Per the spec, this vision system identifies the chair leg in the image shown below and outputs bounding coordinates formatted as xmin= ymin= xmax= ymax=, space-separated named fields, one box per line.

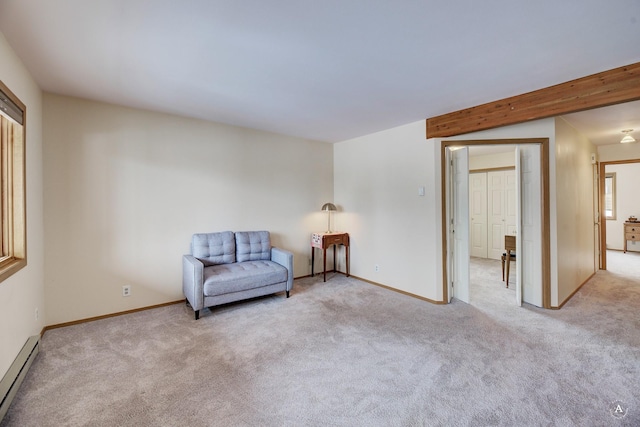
xmin=501 ymin=255 xmax=506 ymax=281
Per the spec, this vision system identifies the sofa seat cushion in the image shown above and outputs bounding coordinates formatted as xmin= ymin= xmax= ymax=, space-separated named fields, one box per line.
xmin=203 ymin=260 xmax=288 ymax=296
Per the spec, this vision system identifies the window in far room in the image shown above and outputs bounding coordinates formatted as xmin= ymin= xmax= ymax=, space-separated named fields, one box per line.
xmin=604 ymin=172 xmax=616 ymax=220
xmin=0 ymin=81 xmax=26 ymax=283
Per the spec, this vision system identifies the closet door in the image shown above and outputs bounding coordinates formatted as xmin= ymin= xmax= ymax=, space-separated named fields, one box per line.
xmin=487 ymin=171 xmax=506 ymax=260
xmin=469 ymin=173 xmax=487 ymax=258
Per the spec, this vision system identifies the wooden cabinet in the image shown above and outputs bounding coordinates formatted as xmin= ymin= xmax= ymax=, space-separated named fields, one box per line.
xmin=624 ymin=222 xmax=640 ymax=253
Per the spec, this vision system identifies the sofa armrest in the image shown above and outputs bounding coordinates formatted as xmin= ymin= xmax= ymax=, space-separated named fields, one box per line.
xmin=183 ymin=255 xmax=204 ymax=311
xmin=271 ymin=247 xmax=294 ymax=291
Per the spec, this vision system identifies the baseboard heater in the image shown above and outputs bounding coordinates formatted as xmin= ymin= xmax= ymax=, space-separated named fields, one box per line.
xmin=0 ymin=335 xmax=39 ymax=421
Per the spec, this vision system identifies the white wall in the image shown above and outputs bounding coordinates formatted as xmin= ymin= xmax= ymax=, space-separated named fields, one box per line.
xmin=43 ymin=94 xmax=333 ymax=325
xmin=469 ymin=150 xmax=515 ymax=170
xmin=554 ymin=118 xmax=597 ymax=305
xmin=605 ymin=163 xmax=640 ymax=252
xmin=334 ymin=119 xmax=558 ymax=304
xmin=597 ymin=142 xmax=640 ymax=162
xmin=0 ymin=33 xmax=45 ymax=380
xmin=334 ymin=121 xmax=441 ymax=301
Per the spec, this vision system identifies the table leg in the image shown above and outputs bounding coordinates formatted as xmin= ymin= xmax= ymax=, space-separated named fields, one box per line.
xmin=346 ymin=245 xmax=349 ymax=277
xmin=311 ymin=247 xmax=315 ymax=276
xmin=505 ymin=252 xmax=511 ymax=288
xmin=333 ymin=244 xmax=337 ymax=273
xmin=323 ymin=248 xmax=327 ymax=282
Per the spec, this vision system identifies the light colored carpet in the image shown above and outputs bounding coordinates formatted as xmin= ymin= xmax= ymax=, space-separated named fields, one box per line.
xmin=2 ymin=251 xmax=639 ymax=426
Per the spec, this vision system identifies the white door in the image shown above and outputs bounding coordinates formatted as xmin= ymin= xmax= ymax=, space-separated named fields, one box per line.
xmin=593 ymin=164 xmax=600 ymax=270
xmin=469 ymin=173 xmax=487 ymax=258
xmin=518 ymin=145 xmax=543 ymax=307
xmin=449 ymin=147 xmax=470 ymax=304
xmin=487 ymin=171 xmax=506 ymax=260
xmin=515 ymin=148 xmax=523 ymax=306
xmin=445 ymin=148 xmax=454 ymax=303
xmin=505 ymin=170 xmax=518 ymax=235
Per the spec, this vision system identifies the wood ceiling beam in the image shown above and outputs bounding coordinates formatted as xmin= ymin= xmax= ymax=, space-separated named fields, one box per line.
xmin=426 ymin=62 xmax=640 ymax=138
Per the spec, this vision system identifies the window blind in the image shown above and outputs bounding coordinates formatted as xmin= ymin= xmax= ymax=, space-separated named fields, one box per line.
xmin=0 ymin=89 xmax=23 ymax=125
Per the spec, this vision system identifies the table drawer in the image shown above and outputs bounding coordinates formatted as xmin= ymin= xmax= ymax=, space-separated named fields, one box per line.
xmin=325 ymin=234 xmax=348 ymax=246
xmin=625 ymin=225 xmax=639 ymax=233
xmin=626 ymin=232 xmax=640 ymax=241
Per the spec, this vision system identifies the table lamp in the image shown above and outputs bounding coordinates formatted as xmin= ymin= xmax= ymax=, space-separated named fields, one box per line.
xmin=321 ymin=203 xmax=337 ymax=233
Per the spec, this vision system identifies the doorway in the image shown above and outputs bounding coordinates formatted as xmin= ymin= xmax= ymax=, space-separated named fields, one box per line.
xmin=599 ymin=159 xmax=640 ymax=270
xmin=441 ymin=138 xmax=551 ymax=308
xmin=468 ymin=148 xmax=518 ymax=304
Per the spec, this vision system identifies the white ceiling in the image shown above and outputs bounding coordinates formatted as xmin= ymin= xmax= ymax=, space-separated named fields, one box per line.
xmin=0 ymin=0 xmax=639 ymax=143
xmin=562 ymin=100 xmax=640 ymax=146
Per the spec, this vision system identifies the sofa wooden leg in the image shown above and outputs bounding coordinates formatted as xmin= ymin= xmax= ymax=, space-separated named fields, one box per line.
xmin=286 ymin=290 xmax=290 ymax=298
xmin=195 ymin=310 xmax=200 ymax=320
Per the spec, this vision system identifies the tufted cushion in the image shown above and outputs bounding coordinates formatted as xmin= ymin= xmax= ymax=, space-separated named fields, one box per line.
xmin=203 ymin=260 xmax=287 ymax=295
xmin=235 ymin=231 xmax=271 ymax=262
xmin=191 ymin=231 xmax=236 ymax=265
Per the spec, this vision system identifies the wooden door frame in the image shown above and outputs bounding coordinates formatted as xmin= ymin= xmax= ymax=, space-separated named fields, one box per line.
xmin=599 ymin=159 xmax=640 ymax=269
xmin=441 ymin=139 xmax=551 ymax=308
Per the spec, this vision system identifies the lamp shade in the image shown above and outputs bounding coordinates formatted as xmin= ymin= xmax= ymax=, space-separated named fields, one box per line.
xmin=620 ymin=129 xmax=636 ymax=144
xmin=321 ymin=203 xmax=337 ymax=212
xmin=321 ymin=203 xmax=337 ymax=233
xmin=621 ymin=135 xmax=636 ymax=144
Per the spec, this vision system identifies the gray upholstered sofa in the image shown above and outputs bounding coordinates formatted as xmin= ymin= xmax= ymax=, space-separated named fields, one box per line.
xmin=182 ymin=231 xmax=293 ymax=319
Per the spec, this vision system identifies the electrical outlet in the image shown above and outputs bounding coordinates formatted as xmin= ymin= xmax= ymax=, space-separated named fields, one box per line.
xmin=35 ymin=308 xmax=39 ymax=321
xmin=375 ymin=264 xmax=380 ymax=272
xmin=122 ymin=285 xmax=131 ymax=297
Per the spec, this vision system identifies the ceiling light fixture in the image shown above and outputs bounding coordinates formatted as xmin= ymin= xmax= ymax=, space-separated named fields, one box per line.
xmin=620 ymin=129 xmax=636 ymax=144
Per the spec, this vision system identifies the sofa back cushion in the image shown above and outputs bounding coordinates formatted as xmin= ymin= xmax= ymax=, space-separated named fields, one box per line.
xmin=192 ymin=231 xmax=236 ymax=265
xmin=235 ymin=231 xmax=271 ymax=262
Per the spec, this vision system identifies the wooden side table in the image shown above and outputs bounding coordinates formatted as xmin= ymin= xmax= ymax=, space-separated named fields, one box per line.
xmin=311 ymin=232 xmax=350 ymax=282
xmin=624 ymin=222 xmax=639 ymax=253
